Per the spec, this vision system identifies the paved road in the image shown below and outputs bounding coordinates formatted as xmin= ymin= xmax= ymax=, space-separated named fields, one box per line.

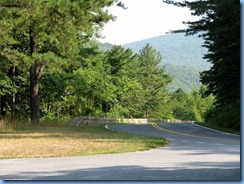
xmin=0 ymin=123 xmax=240 ymax=181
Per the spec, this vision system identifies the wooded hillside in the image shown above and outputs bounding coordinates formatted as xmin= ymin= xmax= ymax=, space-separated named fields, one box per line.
xmin=101 ymin=33 xmax=210 ymax=93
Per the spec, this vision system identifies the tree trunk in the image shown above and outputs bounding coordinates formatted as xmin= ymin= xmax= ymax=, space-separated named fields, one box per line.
xmin=146 ymin=106 xmax=148 ymax=118
xmin=29 ymin=64 xmax=40 ymax=125
xmin=29 ymin=25 xmax=46 ymax=124
xmin=29 ymin=63 xmax=46 ymax=125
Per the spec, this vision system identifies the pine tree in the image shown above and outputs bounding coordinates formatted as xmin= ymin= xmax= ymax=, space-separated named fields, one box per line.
xmin=138 ymin=44 xmax=172 ymax=118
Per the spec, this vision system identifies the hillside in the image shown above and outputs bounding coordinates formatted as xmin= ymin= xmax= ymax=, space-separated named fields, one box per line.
xmin=122 ymin=33 xmax=210 ymax=92
xmin=162 ymin=63 xmax=202 ymax=93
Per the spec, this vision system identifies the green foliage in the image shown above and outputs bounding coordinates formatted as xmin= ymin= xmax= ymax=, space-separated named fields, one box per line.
xmin=73 ymin=51 xmax=116 ymax=117
xmin=204 ymin=103 xmax=240 ymax=131
xmin=0 ymin=56 xmax=29 ymax=119
xmin=104 ymin=45 xmax=144 ymax=118
xmin=200 ymin=0 xmax=240 ymax=105
xmin=0 ymin=0 xmax=117 ymax=123
xmin=165 ymin=86 xmax=215 ymax=121
xmin=137 ymin=44 xmax=172 ymax=118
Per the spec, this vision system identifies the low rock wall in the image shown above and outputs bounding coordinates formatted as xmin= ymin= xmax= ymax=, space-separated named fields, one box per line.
xmin=70 ymin=116 xmax=193 ymax=126
xmin=70 ymin=116 xmax=118 ymax=126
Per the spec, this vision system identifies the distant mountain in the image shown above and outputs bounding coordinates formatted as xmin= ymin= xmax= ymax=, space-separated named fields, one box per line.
xmin=122 ymin=33 xmax=211 ymax=92
xmin=123 ymin=33 xmax=210 ymax=70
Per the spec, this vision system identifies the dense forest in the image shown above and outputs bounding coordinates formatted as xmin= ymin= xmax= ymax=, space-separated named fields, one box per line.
xmin=0 ymin=0 xmax=239 ymax=131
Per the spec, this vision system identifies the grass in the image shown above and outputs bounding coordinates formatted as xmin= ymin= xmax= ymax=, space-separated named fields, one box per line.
xmin=0 ymin=120 xmax=169 ymax=159
xmin=195 ymin=122 xmax=240 ymax=135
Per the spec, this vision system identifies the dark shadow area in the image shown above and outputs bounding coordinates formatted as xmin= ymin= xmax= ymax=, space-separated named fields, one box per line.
xmin=1 ymin=163 xmax=241 ymax=181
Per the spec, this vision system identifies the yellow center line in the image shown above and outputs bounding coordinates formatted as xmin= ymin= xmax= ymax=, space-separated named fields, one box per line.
xmin=151 ymin=123 xmax=239 ymax=143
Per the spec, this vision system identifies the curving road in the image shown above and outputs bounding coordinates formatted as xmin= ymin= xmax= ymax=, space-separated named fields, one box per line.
xmin=0 ymin=123 xmax=240 ymax=181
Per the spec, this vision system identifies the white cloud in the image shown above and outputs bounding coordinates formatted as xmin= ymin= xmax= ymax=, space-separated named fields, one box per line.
xmin=99 ymin=0 xmax=198 ymax=45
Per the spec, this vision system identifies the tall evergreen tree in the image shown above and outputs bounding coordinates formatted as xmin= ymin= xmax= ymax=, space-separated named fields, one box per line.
xmin=138 ymin=44 xmax=172 ymax=118
xmin=163 ymin=0 xmax=240 ymax=130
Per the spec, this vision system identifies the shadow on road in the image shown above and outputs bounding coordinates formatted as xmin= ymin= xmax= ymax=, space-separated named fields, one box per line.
xmin=2 ymin=162 xmax=240 ymax=181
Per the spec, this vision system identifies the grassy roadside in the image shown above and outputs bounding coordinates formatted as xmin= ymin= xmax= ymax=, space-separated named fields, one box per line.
xmin=195 ymin=122 xmax=240 ymax=135
xmin=0 ymin=121 xmax=169 ymax=159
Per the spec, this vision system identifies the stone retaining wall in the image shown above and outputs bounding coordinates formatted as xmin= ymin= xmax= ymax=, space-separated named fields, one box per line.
xmin=70 ymin=116 xmax=194 ymax=126
xmin=70 ymin=116 xmax=118 ymax=126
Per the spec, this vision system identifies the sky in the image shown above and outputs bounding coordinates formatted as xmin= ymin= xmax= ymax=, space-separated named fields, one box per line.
xmin=98 ymin=0 xmax=199 ymax=45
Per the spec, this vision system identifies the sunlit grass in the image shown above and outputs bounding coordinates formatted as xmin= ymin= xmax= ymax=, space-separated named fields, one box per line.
xmin=0 ymin=121 xmax=169 ymax=159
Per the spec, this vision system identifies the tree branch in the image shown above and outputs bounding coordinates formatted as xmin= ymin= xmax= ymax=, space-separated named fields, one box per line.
xmin=37 ymin=63 xmax=46 ymax=81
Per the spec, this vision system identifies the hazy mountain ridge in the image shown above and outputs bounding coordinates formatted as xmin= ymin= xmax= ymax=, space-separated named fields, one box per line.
xmin=122 ymin=33 xmax=210 ymax=92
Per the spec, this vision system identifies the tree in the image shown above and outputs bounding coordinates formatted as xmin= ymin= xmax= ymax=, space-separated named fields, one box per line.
xmin=0 ymin=0 xmax=116 ymax=124
xmin=73 ymin=46 xmax=116 ymax=117
xmin=104 ymin=46 xmax=143 ymax=118
xmin=168 ymin=86 xmax=214 ymax=121
xmin=137 ymin=44 xmax=172 ymax=118
xmin=0 ymin=54 xmax=29 ymax=119
xmin=163 ymin=0 xmax=240 ymax=130
xmin=169 ymin=88 xmax=193 ymax=120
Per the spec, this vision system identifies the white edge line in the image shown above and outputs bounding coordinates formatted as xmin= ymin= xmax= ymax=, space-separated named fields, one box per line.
xmin=191 ymin=122 xmax=240 ymax=137
xmin=105 ymin=125 xmax=112 ymax=130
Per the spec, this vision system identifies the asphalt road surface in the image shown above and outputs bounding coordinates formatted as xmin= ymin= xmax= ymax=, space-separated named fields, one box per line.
xmin=0 ymin=123 xmax=240 ymax=181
